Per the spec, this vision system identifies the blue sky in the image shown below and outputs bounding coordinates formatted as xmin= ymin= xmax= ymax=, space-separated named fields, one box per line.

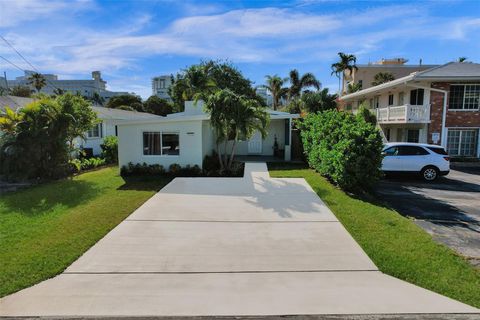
xmin=1 ymin=0 xmax=479 ymax=98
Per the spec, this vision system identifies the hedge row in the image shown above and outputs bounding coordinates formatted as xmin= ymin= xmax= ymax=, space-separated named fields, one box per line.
xmin=299 ymin=110 xmax=383 ymax=192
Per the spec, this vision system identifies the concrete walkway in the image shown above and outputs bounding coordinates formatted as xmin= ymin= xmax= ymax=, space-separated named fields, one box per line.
xmin=0 ymin=163 xmax=478 ymax=317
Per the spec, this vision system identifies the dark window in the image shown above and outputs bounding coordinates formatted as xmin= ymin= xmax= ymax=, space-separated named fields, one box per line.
xmin=388 ymin=94 xmax=394 ymax=106
xmin=398 ymin=146 xmax=429 ymax=156
xmin=143 ymin=132 xmax=161 ymax=155
xmin=162 ymin=133 xmax=180 ymax=155
xmin=409 ymin=89 xmax=424 ymax=105
xmin=427 ymin=147 xmax=448 ymax=155
xmin=385 ymin=128 xmax=391 ymax=141
xmin=407 ymin=129 xmax=420 ymax=143
xmin=383 ymin=146 xmax=399 ymax=156
xmin=115 ymin=125 xmax=118 ymax=136
xmin=449 ymin=84 xmax=480 ymax=110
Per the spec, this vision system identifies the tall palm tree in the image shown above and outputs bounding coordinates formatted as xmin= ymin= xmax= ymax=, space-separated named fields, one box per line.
xmin=260 ymin=75 xmax=288 ymax=110
xmin=371 ymin=72 xmax=395 ymax=86
xmin=205 ymin=89 xmax=269 ymax=170
xmin=27 ymin=72 xmax=47 ymax=93
xmin=331 ymin=52 xmax=358 ymax=94
xmin=288 ymin=69 xmax=321 ymax=100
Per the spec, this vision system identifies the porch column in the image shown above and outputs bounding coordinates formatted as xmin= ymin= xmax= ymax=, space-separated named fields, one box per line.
xmin=284 ymin=118 xmax=292 ymax=161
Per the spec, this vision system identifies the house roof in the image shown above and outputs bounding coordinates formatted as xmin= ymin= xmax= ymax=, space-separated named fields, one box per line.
xmin=92 ymin=106 xmax=162 ymax=120
xmin=340 ymin=62 xmax=480 ymax=101
xmin=0 ymin=95 xmax=34 ymax=112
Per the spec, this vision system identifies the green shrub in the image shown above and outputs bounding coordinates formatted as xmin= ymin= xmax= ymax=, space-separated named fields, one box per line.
xmin=299 ymin=110 xmax=383 ymax=192
xmin=202 ymin=150 xmax=221 ymax=172
xmin=69 ymin=157 xmax=106 ymax=173
xmin=168 ymin=163 xmax=182 ymax=176
xmin=100 ymin=136 xmax=118 ymax=164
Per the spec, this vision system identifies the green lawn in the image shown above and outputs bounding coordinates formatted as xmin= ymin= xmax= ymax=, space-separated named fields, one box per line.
xmin=0 ymin=167 xmax=171 ymax=297
xmin=268 ymin=162 xmax=480 ymax=308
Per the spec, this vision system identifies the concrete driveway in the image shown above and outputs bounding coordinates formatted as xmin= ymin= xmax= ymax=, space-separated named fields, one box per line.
xmin=376 ymin=167 xmax=480 ymax=267
xmin=1 ymin=163 xmax=478 ymax=317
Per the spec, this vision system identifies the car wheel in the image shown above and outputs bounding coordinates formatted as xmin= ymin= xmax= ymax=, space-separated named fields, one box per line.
xmin=421 ymin=166 xmax=439 ymax=181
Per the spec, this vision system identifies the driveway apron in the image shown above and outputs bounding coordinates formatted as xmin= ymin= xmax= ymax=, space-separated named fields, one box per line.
xmin=0 ymin=162 xmax=478 ymax=316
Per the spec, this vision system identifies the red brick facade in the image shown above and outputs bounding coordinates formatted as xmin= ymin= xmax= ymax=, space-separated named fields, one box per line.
xmin=427 ymin=82 xmax=480 ymax=144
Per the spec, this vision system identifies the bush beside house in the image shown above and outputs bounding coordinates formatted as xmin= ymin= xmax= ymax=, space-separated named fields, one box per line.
xmin=299 ymin=110 xmax=383 ymax=192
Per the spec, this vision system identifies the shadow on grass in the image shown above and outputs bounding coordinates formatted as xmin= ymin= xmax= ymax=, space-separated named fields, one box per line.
xmin=117 ymin=175 xmax=173 ymax=192
xmin=0 ymin=179 xmax=99 ymax=216
xmin=267 ymin=161 xmax=308 ymax=171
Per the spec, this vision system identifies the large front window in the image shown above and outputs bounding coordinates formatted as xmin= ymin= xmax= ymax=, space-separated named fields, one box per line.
xmin=449 ymin=84 xmax=480 ymax=110
xmin=409 ymin=89 xmax=424 ymax=105
xmin=447 ymin=129 xmax=478 ymax=157
xmin=143 ymin=132 xmax=179 ymax=156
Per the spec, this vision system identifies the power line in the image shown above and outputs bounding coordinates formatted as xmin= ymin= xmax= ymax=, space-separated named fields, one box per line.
xmin=0 ymin=34 xmax=62 ymax=91
xmin=0 ymin=54 xmax=26 ymax=73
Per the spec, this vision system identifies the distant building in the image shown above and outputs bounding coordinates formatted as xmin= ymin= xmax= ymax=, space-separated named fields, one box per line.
xmin=256 ymin=87 xmax=273 ymax=107
xmin=0 ymin=75 xmax=7 ymax=92
xmin=343 ymin=58 xmax=438 ymax=93
xmin=7 ymin=71 xmax=129 ymax=100
xmin=152 ymin=75 xmax=173 ymax=100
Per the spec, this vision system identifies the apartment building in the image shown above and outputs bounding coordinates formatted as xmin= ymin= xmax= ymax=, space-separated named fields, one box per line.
xmin=339 ymin=62 xmax=480 ymax=159
xmin=152 ymin=75 xmax=173 ymax=100
xmin=7 ymin=71 xmax=128 ymax=100
xmin=343 ymin=58 xmax=437 ymax=92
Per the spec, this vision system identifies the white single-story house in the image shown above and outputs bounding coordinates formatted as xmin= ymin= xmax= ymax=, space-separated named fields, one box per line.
xmin=78 ymin=106 xmax=162 ymax=155
xmin=116 ymin=101 xmax=300 ymax=169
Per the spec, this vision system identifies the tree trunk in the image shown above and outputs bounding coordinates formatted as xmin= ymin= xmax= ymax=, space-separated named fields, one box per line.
xmin=223 ymin=139 xmax=228 ymax=170
xmin=227 ymin=134 xmax=238 ymax=170
xmin=216 ymin=141 xmax=224 ymax=170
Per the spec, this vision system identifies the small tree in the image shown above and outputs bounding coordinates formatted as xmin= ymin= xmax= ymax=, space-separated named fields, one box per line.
xmin=9 ymin=85 xmax=32 ymax=97
xmin=100 ymin=136 xmax=118 ymax=164
xmin=205 ymin=89 xmax=269 ymax=170
xmin=27 ymin=72 xmax=47 ymax=93
xmin=143 ymin=96 xmax=173 ymax=116
xmin=301 ymin=89 xmax=337 ymax=114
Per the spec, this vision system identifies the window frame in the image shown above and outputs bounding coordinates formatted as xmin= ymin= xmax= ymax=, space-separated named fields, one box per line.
xmin=448 ymin=84 xmax=480 ymax=111
xmin=86 ymin=123 xmax=102 ymax=139
xmin=446 ymin=128 xmax=479 ymax=157
xmin=388 ymin=94 xmax=394 ymax=106
xmin=409 ymin=89 xmax=424 ymax=106
xmin=142 ymin=131 xmax=180 ymax=157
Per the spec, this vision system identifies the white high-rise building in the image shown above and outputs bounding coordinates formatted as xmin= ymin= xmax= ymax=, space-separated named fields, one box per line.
xmin=256 ymin=87 xmax=273 ymax=107
xmin=152 ymin=75 xmax=172 ymax=100
xmin=7 ymin=71 xmax=130 ymax=100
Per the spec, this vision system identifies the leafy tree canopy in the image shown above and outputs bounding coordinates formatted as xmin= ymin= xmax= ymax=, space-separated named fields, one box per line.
xmin=106 ymin=94 xmax=143 ymax=112
xmin=143 ymin=96 xmax=173 ymax=116
xmin=9 ymin=85 xmax=32 ymax=97
xmin=371 ymin=72 xmax=395 ymax=86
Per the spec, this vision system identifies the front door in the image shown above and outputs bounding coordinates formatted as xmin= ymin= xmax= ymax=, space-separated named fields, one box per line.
xmin=248 ymin=131 xmax=262 ymax=154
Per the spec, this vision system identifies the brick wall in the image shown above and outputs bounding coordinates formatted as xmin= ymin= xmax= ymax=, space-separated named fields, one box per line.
xmin=427 ymin=82 xmax=480 ymax=144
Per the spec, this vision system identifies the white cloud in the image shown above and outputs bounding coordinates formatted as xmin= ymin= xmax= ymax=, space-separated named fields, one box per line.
xmin=1 ymin=1 xmax=480 ymax=97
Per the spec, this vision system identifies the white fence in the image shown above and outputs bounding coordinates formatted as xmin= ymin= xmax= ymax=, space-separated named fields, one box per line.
xmin=376 ymin=104 xmax=430 ymax=123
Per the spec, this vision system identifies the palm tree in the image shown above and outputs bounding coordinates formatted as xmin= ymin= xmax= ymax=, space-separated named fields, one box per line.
xmin=92 ymin=92 xmax=105 ymax=106
xmin=331 ymin=52 xmax=358 ymax=94
xmin=260 ymin=75 xmax=288 ymax=110
xmin=371 ymin=72 xmax=395 ymax=86
xmin=301 ymin=88 xmax=338 ymax=114
xmin=27 ymin=72 xmax=47 ymax=93
xmin=288 ymin=69 xmax=321 ymax=100
xmin=205 ymin=89 xmax=269 ymax=170
xmin=458 ymin=57 xmax=468 ymax=63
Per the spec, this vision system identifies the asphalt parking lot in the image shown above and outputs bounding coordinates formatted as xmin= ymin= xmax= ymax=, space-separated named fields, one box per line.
xmin=375 ymin=166 xmax=480 ymax=267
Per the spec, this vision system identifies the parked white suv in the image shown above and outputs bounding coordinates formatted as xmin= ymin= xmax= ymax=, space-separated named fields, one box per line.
xmin=382 ymin=143 xmax=450 ymax=181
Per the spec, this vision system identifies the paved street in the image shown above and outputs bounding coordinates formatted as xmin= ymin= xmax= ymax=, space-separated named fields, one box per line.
xmin=376 ymin=167 xmax=480 ymax=267
xmin=1 ymin=163 xmax=477 ymax=317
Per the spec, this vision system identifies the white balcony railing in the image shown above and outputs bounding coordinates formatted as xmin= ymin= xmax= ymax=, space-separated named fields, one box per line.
xmin=375 ymin=104 xmax=430 ymax=123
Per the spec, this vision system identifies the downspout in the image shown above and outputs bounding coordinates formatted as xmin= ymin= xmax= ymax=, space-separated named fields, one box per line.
xmin=405 ymin=84 xmax=448 ymax=147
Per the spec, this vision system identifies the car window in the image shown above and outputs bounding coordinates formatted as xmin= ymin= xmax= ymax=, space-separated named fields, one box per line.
xmin=398 ymin=146 xmax=429 ymax=156
xmin=383 ymin=146 xmax=399 ymax=156
xmin=427 ymin=147 xmax=448 ymax=155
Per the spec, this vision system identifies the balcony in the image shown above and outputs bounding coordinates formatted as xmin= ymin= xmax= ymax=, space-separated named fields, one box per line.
xmin=375 ymin=104 xmax=430 ymax=124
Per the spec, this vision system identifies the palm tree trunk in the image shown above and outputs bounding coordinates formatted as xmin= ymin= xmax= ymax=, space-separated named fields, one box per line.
xmin=227 ymin=134 xmax=238 ymax=170
xmin=216 ymin=141 xmax=224 ymax=170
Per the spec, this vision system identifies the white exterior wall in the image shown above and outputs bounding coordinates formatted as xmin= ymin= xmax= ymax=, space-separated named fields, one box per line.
xmin=118 ymin=120 xmax=204 ymax=169
xmin=79 ymin=119 xmax=117 ymax=155
xmin=202 ymin=120 xmax=215 ymax=159
xmin=219 ymin=119 xmax=286 ymax=156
